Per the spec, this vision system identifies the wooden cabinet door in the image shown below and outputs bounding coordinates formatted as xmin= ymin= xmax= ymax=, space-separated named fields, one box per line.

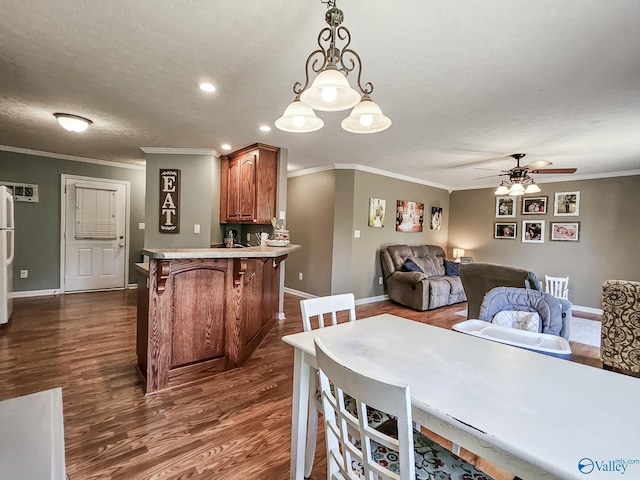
xmin=220 ymin=143 xmax=278 ymax=224
xmin=238 ymin=152 xmax=257 ymax=221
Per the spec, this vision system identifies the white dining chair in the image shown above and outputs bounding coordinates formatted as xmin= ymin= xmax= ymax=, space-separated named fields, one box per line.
xmin=314 ymin=338 xmax=494 ymax=479
xmin=545 ymin=275 xmax=569 ymax=300
xmin=300 ymin=293 xmax=363 ymax=477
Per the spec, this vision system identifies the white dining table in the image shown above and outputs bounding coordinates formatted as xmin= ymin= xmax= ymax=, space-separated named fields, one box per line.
xmin=0 ymin=387 xmax=66 ymax=480
xmin=283 ymin=314 xmax=640 ymax=480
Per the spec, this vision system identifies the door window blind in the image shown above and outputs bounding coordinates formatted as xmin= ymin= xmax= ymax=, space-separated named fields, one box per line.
xmin=75 ymin=186 xmax=117 ymax=239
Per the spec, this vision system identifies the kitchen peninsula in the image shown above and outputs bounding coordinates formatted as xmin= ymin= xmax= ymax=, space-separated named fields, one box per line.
xmin=136 ymin=244 xmax=300 ymax=394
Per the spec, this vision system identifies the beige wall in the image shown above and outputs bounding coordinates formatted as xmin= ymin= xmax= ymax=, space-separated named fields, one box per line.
xmin=144 ymin=153 xmax=215 ymax=248
xmin=448 ymin=175 xmax=640 ymax=309
xmin=286 ymin=168 xmax=451 ymax=299
xmin=285 ymin=170 xmax=337 ymax=296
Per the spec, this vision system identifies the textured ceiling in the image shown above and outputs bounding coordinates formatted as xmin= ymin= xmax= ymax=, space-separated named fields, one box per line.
xmin=1 ymin=0 xmax=640 ymax=190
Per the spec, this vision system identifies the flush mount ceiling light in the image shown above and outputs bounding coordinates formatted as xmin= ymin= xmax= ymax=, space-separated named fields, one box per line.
xmin=199 ymin=82 xmax=216 ymax=93
xmin=275 ymin=0 xmax=391 ymax=134
xmin=53 ymin=113 xmax=93 ymax=132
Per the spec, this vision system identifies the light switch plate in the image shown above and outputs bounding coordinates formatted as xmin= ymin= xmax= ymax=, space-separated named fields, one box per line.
xmin=194 ymin=224 xmax=200 ymax=234
xmin=138 ymin=223 xmax=145 ymax=230
xmin=354 ymin=230 xmax=361 ymax=238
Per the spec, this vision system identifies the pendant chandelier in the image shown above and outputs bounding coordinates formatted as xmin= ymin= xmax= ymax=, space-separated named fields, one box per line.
xmin=495 ymin=176 xmax=541 ymax=196
xmin=275 ymin=0 xmax=391 ymax=134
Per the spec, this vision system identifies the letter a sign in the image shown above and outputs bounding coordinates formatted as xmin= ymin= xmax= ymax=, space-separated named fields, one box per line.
xmin=159 ymin=169 xmax=180 ymax=233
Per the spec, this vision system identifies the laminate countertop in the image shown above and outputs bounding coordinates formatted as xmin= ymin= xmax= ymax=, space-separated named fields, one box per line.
xmin=142 ymin=244 xmax=301 ymax=260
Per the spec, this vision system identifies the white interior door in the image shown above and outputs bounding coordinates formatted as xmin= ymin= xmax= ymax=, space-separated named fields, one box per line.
xmin=63 ymin=176 xmax=128 ymax=292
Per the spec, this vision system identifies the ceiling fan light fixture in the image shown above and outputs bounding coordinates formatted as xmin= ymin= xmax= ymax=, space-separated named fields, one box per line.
xmin=54 ymin=113 xmax=92 ymax=132
xmin=525 ymin=183 xmax=541 ymax=194
xmin=276 ymin=0 xmax=389 ymax=134
xmin=495 ymin=183 xmax=510 ymax=195
xmin=508 ymin=183 xmax=525 ymax=196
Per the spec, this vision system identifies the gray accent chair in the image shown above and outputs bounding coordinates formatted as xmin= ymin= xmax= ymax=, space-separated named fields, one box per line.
xmin=380 ymin=244 xmax=466 ymax=311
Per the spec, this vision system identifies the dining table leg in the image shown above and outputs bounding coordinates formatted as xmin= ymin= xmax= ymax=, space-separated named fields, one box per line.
xmin=290 ymin=348 xmax=311 ymax=480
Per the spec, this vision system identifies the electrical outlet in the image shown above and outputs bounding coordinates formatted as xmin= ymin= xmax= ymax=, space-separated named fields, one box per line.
xmin=298 ymin=272 xmax=303 ymax=280
xmin=138 ymin=222 xmax=145 ymax=230
xmin=20 ymin=270 xmax=28 ymax=278
xmin=378 ymin=276 xmax=383 ymax=285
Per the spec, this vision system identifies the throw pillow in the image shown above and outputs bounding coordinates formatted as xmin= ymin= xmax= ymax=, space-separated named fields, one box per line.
xmin=443 ymin=259 xmax=459 ymax=276
xmin=401 ymin=258 xmax=423 ymax=273
xmin=492 ymin=310 xmax=541 ymax=332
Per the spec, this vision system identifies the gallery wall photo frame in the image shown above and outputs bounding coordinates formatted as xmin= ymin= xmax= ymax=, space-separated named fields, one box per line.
xmin=430 ymin=206 xmax=443 ymax=230
xmin=522 ymin=196 xmax=548 ymax=215
xmin=554 ymin=191 xmax=580 ymax=216
xmin=368 ymin=197 xmax=386 ymax=227
xmin=495 ymin=196 xmax=515 ymax=218
xmin=550 ymin=222 xmax=580 ymax=241
xmin=495 ymin=222 xmax=517 ymax=239
xmin=522 ymin=220 xmax=545 ymax=243
xmin=396 ymin=200 xmax=424 ymax=232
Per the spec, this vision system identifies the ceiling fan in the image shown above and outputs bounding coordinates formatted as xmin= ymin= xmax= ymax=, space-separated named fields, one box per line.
xmin=474 ymin=153 xmax=577 ymax=195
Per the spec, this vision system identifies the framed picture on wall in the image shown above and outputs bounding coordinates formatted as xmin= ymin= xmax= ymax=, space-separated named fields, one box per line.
xmin=522 ymin=220 xmax=545 ymax=243
xmin=368 ymin=197 xmax=386 ymax=227
xmin=430 ymin=207 xmax=443 ymax=230
xmin=554 ymin=191 xmax=580 ymax=216
xmin=522 ymin=196 xmax=548 ymax=215
xmin=550 ymin=222 xmax=580 ymax=241
xmin=495 ymin=222 xmax=517 ymax=239
xmin=495 ymin=196 xmax=515 ymax=218
xmin=396 ymin=200 xmax=424 ymax=232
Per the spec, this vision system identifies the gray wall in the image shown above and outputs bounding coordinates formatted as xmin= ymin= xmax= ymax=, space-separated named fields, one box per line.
xmin=286 ymin=168 xmax=451 ymax=300
xmin=448 ymin=175 xmax=640 ymax=309
xmin=144 ymin=153 xmax=214 ymax=249
xmin=0 ymin=150 xmax=145 ymax=291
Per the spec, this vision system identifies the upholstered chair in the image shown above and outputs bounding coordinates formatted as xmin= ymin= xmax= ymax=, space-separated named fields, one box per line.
xmin=601 ymin=280 xmax=640 ymax=375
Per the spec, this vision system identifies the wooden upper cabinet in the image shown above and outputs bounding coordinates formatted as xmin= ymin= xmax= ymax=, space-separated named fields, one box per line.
xmin=220 ymin=143 xmax=279 ymax=224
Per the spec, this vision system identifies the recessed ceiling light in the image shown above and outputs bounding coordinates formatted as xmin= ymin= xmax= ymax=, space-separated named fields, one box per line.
xmin=259 ymin=125 xmax=271 ymax=132
xmin=53 ymin=113 xmax=93 ymax=132
xmin=199 ymin=82 xmax=216 ymax=93
xmin=221 ymin=144 xmax=232 ymax=151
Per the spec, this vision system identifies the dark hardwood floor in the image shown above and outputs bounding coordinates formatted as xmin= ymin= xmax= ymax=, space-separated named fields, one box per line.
xmin=0 ymin=290 xmax=601 ymax=479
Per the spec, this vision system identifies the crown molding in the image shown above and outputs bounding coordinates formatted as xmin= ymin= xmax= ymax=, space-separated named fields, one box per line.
xmin=0 ymin=145 xmax=145 ymax=171
xmin=288 ymin=163 xmax=453 ymax=191
xmin=140 ymin=147 xmax=219 ymax=157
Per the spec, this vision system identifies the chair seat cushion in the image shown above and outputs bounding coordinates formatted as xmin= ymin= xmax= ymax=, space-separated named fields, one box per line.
xmin=353 ymin=420 xmax=493 ymax=479
xmin=492 ymin=310 xmax=541 ymax=332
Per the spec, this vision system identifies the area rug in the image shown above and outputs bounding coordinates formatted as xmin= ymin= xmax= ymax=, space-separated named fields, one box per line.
xmin=452 ymin=309 xmax=601 ymax=347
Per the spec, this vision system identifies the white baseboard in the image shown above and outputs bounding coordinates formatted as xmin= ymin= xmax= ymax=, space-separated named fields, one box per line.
xmin=355 ymin=294 xmax=389 ymax=305
xmin=283 ymin=287 xmax=316 ymax=299
xmin=571 ymin=305 xmax=603 ymax=315
xmin=12 ymin=289 xmax=62 ymax=298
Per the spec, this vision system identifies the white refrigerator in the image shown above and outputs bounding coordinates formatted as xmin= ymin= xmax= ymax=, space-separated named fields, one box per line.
xmin=0 ymin=186 xmax=15 ymax=325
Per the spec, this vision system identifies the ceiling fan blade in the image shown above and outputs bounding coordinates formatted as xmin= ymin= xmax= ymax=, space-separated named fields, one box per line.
xmin=473 ymin=167 xmax=505 ymax=171
xmin=472 ymin=173 xmax=508 ymax=180
xmin=524 ymin=160 xmax=552 ymax=170
xmin=531 ymin=168 xmax=577 ymax=174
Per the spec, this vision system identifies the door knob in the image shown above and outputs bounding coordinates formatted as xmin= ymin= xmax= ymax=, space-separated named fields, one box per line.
xmin=119 ymin=242 xmax=125 ymax=247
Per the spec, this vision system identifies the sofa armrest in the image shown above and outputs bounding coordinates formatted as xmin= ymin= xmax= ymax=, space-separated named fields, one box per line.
xmin=390 ymin=271 xmax=427 ymax=284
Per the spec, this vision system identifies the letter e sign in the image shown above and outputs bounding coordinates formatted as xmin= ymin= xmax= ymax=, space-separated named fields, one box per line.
xmin=159 ymin=169 xmax=180 ymax=233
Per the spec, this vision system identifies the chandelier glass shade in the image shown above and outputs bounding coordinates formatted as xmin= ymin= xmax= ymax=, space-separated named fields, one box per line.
xmin=275 ymin=0 xmax=391 ymax=134
xmin=273 ymin=96 xmax=324 ymax=133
